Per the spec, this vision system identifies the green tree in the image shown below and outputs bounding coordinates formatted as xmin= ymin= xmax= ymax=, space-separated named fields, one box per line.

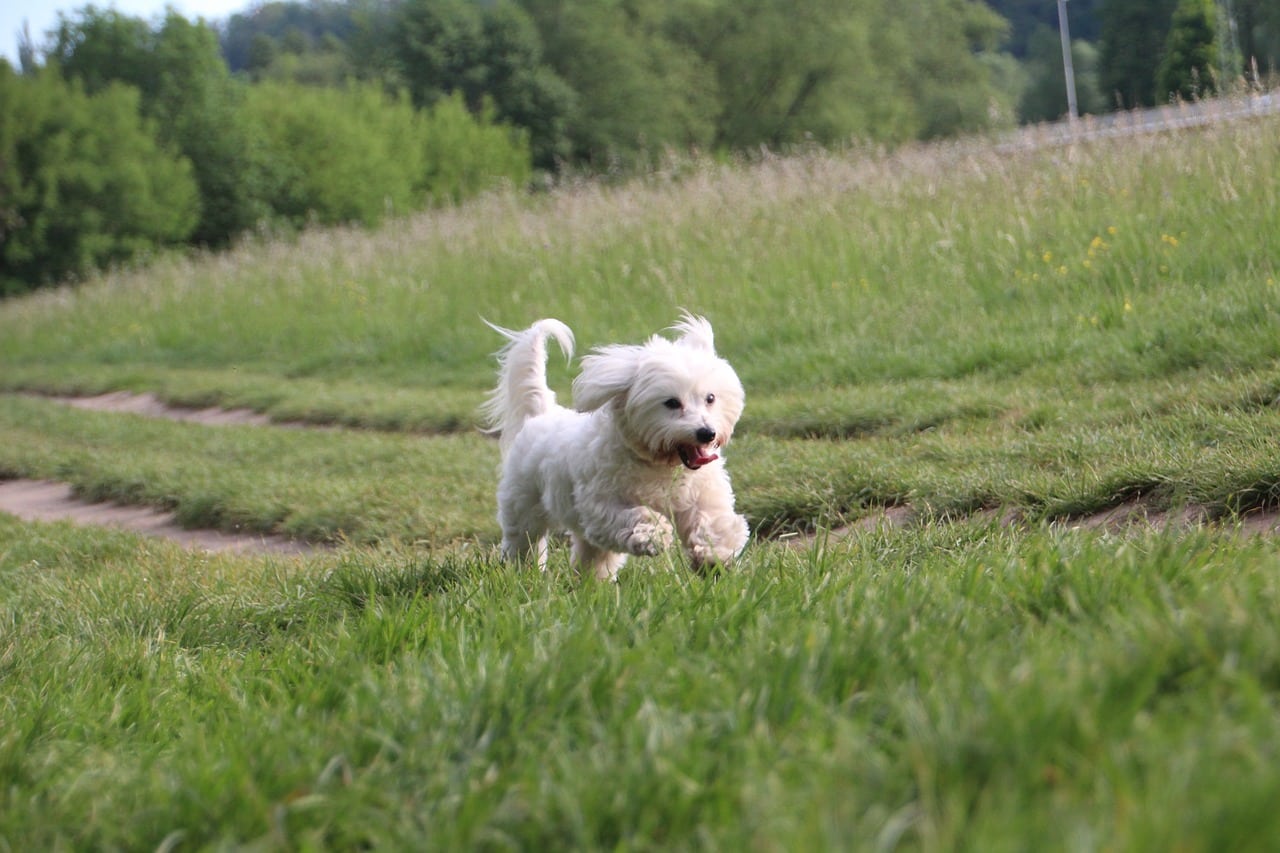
xmin=421 ymin=93 xmax=532 ymax=204
xmin=1235 ymin=0 xmax=1280 ymax=79
xmin=891 ymin=0 xmax=1012 ymax=139
xmin=0 ymin=66 xmax=198 ymax=293
xmin=675 ymin=0 xmax=1008 ymax=148
xmin=1156 ymin=0 xmax=1219 ymax=101
xmin=48 ymin=8 xmax=276 ymax=246
xmin=1099 ymin=0 xmax=1178 ymax=108
xmin=1019 ymin=24 xmax=1106 ymax=122
xmin=244 ymin=81 xmax=529 ymax=226
xmin=244 ymin=81 xmax=427 ymax=226
xmin=394 ymin=0 xmax=574 ymax=170
xmin=519 ymin=0 xmax=716 ymax=166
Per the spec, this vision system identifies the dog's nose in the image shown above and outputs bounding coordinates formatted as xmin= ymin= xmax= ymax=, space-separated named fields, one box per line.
xmin=695 ymin=426 xmax=716 ymax=444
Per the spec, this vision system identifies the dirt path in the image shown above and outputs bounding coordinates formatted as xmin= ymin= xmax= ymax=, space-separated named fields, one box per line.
xmin=0 ymin=479 xmax=314 ymax=555
xmin=4 ymin=393 xmax=315 ymax=555
xmin=8 ymin=392 xmax=1280 ymax=554
xmin=57 ymin=391 xmax=276 ymax=426
xmin=784 ymin=498 xmax=1280 ymax=549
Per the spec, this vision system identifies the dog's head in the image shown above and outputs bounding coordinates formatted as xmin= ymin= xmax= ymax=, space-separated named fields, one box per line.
xmin=573 ymin=314 xmax=744 ymax=470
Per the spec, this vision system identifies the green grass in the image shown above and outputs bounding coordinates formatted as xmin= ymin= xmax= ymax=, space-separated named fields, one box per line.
xmin=4 ymin=518 xmax=1280 ymax=848
xmin=3 ymin=109 xmax=1280 ymax=847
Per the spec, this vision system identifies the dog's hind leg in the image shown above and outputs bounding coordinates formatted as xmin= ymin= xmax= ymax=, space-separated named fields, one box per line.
xmin=571 ymin=535 xmax=627 ymax=581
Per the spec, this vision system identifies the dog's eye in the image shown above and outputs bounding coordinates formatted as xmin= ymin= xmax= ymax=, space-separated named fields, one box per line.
xmin=663 ymin=398 xmax=683 ymax=410
xmin=705 ymin=393 xmax=716 ymax=406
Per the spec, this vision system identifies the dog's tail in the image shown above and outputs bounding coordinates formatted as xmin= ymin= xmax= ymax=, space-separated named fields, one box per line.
xmin=481 ymin=318 xmax=575 ymax=454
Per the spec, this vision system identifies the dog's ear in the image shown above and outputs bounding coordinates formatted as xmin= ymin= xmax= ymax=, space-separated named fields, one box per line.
xmin=670 ymin=312 xmax=715 ymax=353
xmin=573 ymin=344 xmax=640 ymax=411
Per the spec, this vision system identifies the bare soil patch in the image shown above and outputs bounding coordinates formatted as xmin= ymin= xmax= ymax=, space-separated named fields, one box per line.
xmin=1 ymin=393 xmax=316 ymax=554
xmin=57 ymin=391 xmax=275 ymax=426
xmin=11 ymin=392 xmax=1280 ymax=554
xmin=786 ymin=498 xmax=1280 ymax=549
xmin=0 ymin=479 xmax=314 ymax=555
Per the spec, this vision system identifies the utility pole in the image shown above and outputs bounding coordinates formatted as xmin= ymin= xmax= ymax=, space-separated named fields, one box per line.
xmin=1057 ymin=0 xmax=1079 ymax=121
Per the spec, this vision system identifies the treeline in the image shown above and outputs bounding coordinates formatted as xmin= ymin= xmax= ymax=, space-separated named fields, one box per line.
xmin=3 ymin=0 xmax=1278 ymax=295
xmin=221 ymin=0 xmax=1017 ymax=172
xmin=1 ymin=8 xmax=530 ymax=294
xmin=999 ymin=0 xmax=1280 ymax=121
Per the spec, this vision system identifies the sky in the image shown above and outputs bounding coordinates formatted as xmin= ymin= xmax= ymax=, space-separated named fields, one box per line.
xmin=1 ymin=0 xmax=253 ymax=67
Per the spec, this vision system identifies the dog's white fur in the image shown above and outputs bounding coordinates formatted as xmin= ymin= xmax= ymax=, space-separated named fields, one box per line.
xmin=482 ymin=314 xmax=749 ymax=580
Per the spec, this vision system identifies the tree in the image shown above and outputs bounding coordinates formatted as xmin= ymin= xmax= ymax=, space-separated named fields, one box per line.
xmin=675 ymin=0 xmax=1009 ymax=148
xmin=243 ymin=81 xmax=530 ymax=226
xmin=1235 ymin=0 xmax=1280 ymax=79
xmin=394 ymin=0 xmax=574 ymax=170
xmin=0 ymin=66 xmax=198 ymax=293
xmin=890 ymin=0 xmax=1012 ymax=139
xmin=517 ymin=0 xmax=716 ymax=166
xmin=48 ymin=8 xmax=276 ymax=246
xmin=1156 ymin=0 xmax=1219 ymax=101
xmin=1019 ymin=24 xmax=1106 ymax=121
xmin=1099 ymin=0 xmax=1178 ymax=108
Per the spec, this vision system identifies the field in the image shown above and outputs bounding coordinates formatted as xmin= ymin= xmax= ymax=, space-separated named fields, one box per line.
xmin=2 ymin=107 xmax=1280 ymax=848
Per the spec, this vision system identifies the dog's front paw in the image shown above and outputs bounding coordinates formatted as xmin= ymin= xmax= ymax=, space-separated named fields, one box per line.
xmin=626 ymin=513 xmax=674 ymax=556
xmin=687 ymin=513 xmax=750 ymax=569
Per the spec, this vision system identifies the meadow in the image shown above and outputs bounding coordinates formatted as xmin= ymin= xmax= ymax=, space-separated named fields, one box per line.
xmin=2 ymin=106 xmax=1280 ymax=848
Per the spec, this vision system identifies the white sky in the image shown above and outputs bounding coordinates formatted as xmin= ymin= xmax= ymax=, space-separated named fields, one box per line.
xmin=1 ymin=0 xmax=253 ymax=67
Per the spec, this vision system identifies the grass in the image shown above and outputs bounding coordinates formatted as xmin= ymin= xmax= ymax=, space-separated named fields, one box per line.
xmin=2 ymin=105 xmax=1280 ymax=847
xmin=4 ymin=518 xmax=1280 ymax=848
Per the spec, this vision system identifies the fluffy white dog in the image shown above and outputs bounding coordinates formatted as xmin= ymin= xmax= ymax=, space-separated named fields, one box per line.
xmin=482 ymin=314 xmax=750 ymax=580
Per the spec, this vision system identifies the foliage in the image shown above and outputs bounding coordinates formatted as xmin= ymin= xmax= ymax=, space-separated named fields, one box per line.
xmin=1234 ymin=0 xmax=1280 ymax=78
xmin=393 ymin=0 xmax=575 ymax=170
xmin=518 ymin=0 xmax=717 ymax=166
xmin=985 ymin=0 xmax=1103 ymax=57
xmin=1156 ymin=0 xmax=1220 ymax=101
xmin=1098 ymin=0 xmax=1179 ymax=108
xmin=244 ymin=81 xmax=426 ymax=227
xmin=48 ymin=8 xmax=277 ymax=246
xmin=421 ymin=94 xmax=532 ymax=205
xmin=243 ymin=82 xmax=529 ymax=227
xmin=221 ymin=0 xmax=362 ymax=72
xmin=890 ymin=0 xmax=1014 ymax=139
xmin=0 ymin=66 xmax=198 ymax=294
xmin=1019 ymin=25 xmax=1106 ymax=122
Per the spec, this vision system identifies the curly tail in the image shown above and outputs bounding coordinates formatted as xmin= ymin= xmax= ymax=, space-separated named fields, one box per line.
xmin=481 ymin=318 xmax=575 ymax=454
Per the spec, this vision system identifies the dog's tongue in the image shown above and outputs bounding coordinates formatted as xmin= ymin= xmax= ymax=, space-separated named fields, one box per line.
xmin=681 ymin=448 xmax=719 ymax=470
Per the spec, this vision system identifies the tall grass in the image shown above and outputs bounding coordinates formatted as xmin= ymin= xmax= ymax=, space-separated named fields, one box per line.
xmin=1 ymin=115 xmax=1276 ymax=398
xmin=3 ymin=108 xmax=1280 ymax=849
xmin=1 ymin=113 xmax=1279 ymax=537
xmin=3 ymin=518 xmax=1280 ymax=848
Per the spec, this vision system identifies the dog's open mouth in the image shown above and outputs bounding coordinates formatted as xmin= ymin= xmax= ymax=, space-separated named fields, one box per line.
xmin=678 ymin=445 xmax=719 ymax=470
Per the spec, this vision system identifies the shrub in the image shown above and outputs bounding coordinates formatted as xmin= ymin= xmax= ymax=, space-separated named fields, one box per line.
xmin=244 ymin=81 xmax=427 ymax=227
xmin=244 ymin=82 xmax=530 ymax=227
xmin=421 ymin=93 xmax=531 ymax=205
xmin=0 ymin=66 xmax=198 ymax=294
xmin=1156 ymin=0 xmax=1220 ymax=101
xmin=49 ymin=9 xmax=276 ymax=247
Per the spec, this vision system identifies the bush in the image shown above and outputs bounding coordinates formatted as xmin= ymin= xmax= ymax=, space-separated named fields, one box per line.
xmin=244 ymin=81 xmax=426 ymax=227
xmin=421 ymin=93 xmax=531 ymax=205
xmin=244 ymin=82 xmax=530 ymax=227
xmin=49 ymin=9 xmax=276 ymax=247
xmin=1156 ymin=0 xmax=1219 ymax=101
xmin=0 ymin=66 xmax=198 ymax=294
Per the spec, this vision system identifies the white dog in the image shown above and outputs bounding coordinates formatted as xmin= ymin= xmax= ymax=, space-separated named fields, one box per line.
xmin=482 ymin=314 xmax=750 ymax=580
